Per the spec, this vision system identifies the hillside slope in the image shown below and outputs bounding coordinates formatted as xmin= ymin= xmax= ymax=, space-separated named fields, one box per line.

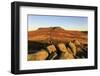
xmin=28 ymin=27 xmax=88 ymax=44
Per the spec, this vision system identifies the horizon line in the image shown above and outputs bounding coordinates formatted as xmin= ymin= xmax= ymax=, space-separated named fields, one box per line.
xmin=28 ymin=26 xmax=88 ymax=32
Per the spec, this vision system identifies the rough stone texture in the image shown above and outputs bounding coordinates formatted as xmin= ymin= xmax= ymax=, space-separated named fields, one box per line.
xmin=28 ymin=40 xmax=87 ymax=61
xmin=68 ymin=41 xmax=77 ymax=56
xmin=57 ymin=43 xmax=74 ymax=59
xmin=47 ymin=52 xmax=57 ymax=60
xmin=67 ymin=47 xmax=73 ymax=55
xmin=74 ymin=40 xmax=81 ymax=46
xmin=47 ymin=45 xmax=57 ymax=54
xmin=57 ymin=43 xmax=68 ymax=53
xmin=73 ymin=40 xmax=82 ymax=52
xmin=60 ymin=52 xmax=74 ymax=59
xmin=28 ymin=49 xmax=48 ymax=61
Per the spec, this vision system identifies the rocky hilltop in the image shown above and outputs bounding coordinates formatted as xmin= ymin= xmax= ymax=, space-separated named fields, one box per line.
xmin=28 ymin=27 xmax=88 ymax=44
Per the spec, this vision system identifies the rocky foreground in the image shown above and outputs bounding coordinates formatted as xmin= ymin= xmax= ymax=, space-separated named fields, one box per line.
xmin=28 ymin=27 xmax=88 ymax=61
xmin=28 ymin=40 xmax=87 ymax=61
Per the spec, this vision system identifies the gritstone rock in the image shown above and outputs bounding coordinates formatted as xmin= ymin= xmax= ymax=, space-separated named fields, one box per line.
xmin=68 ymin=41 xmax=77 ymax=56
xmin=28 ymin=49 xmax=49 ymax=61
xmin=57 ymin=43 xmax=74 ymax=59
xmin=47 ymin=45 xmax=57 ymax=54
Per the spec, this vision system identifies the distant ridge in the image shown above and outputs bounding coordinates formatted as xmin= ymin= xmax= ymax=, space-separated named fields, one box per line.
xmin=28 ymin=27 xmax=88 ymax=44
xmin=38 ymin=27 xmax=65 ymax=31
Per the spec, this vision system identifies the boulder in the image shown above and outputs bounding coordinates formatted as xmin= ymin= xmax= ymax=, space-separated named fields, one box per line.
xmin=67 ymin=47 xmax=73 ymax=55
xmin=68 ymin=41 xmax=77 ymax=56
xmin=28 ymin=49 xmax=49 ymax=61
xmin=73 ymin=40 xmax=81 ymax=46
xmin=47 ymin=45 xmax=57 ymax=54
xmin=46 ymin=52 xmax=57 ymax=60
xmin=57 ymin=43 xmax=74 ymax=59
xmin=60 ymin=52 xmax=74 ymax=59
xmin=57 ymin=43 xmax=68 ymax=53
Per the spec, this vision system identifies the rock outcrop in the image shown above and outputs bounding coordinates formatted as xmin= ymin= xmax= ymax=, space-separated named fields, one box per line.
xmin=28 ymin=40 xmax=87 ymax=61
xmin=28 ymin=27 xmax=88 ymax=61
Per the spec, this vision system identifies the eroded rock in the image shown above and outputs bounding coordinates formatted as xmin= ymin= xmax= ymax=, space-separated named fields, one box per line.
xmin=28 ymin=49 xmax=49 ymax=61
xmin=47 ymin=45 xmax=57 ymax=54
xmin=57 ymin=43 xmax=74 ymax=59
xmin=68 ymin=41 xmax=77 ymax=56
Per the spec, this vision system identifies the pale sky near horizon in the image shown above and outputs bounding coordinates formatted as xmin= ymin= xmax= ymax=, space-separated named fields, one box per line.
xmin=28 ymin=15 xmax=88 ymax=31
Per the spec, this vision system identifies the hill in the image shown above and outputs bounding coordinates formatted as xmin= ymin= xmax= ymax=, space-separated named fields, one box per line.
xmin=28 ymin=27 xmax=88 ymax=44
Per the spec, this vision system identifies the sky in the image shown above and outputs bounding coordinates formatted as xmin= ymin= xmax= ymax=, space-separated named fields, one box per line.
xmin=28 ymin=15 xmax=88 ymax=31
